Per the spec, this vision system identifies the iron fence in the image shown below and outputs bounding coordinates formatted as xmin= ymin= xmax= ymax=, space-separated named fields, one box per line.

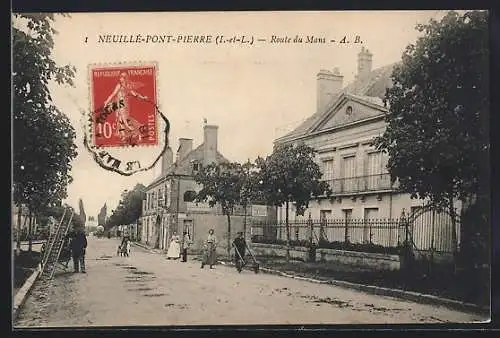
xmin=251 ymin=214 xmax=459 ymax=254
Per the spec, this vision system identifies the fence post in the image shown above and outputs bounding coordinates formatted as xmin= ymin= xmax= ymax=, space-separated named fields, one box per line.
xmin=369 ymin=219 xmax=373 ymax=244
xmin=308 ymin=214 xmax=313 ymax=248
xmin=307 ymin=214 xmax=316 ymax=262
xmin=344 ymin=218 xmax=349 ymax=245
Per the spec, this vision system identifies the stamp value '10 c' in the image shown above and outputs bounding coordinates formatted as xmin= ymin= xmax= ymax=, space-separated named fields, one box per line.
xmin=89 ymin=63 xmax=158 ymax=148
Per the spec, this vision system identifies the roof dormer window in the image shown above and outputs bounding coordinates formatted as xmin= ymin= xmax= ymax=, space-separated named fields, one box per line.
xmin=346 ymin=105 xmax=353 ymax=116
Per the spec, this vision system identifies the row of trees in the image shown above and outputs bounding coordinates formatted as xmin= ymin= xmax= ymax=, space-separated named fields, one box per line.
xmin=13 ymin=13 xmax=78 ymax=251
xmin=105 ymin=184 xmax=146 ymax=231
xmin=194 ymin=143 xmax=330 ymax=261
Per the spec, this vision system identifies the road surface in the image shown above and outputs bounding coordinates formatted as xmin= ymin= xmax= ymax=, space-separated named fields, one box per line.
xmin=14 ymin=237 xmax=487 ymax=327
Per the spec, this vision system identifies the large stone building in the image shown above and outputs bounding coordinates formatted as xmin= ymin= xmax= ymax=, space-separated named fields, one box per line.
xmin=141 ymin=124 xmax=276 ymax=253
xmin=273 ymin=47 xmax=460 ymax=252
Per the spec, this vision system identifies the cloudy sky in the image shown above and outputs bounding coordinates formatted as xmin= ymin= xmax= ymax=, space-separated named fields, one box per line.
xmin=23 ymin=10 xmax=451 ymax=217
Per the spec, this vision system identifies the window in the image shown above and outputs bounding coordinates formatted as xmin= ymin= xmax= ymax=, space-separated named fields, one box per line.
xmin=322 ymin=159 xmax=334 ymax=180
xmin=366 ymin=152 xmax=382 ymax=176
xmin=158 ymin=187 xmax=164 ymax=207
xmin=342 ymin=155 xmax=356 ymax=178
xmin=320 ymin=210 xmax=332 ymax=221
xmin=363 ymin=208 xmax=379 ymax=244
xmin=346 ymin=105 xmax=353 ymax=115
xmin=341 ymin=155 xmax=356 ymax=191
xmin=342 ymin=209 xmax=353 ymax=221
xmin=192 ymin=161 xmax=202 ymax=173
xmin=184 ymin=190 xmax=197 ymax=202
xmin=366 ymin=151 xmax=382 ymax=190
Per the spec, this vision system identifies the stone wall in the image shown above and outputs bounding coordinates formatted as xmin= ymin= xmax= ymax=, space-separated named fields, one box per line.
xmin=250 ymin=243 xmax=400 ymax=271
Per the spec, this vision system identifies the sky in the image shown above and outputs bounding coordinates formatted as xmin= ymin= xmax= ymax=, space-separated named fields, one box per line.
xmin=18 ymin=10 xmax=452 ymax=218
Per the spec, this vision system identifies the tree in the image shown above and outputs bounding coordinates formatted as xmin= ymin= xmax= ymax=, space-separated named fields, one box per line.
xmin=98 ymin=203 xmax=108 ymax=227
xmin=256 ymin=143 xmax=331 ymax=263
xmin=194 ymin=162 xmax=246 ymax=258
xmin=78 ymin=198 xmax=87 ymax=227
xmin=373 ymin=11 xmax=489 ymax=266
xmin=12 ymin=13 xmax=78 ymax=251
xmin=240 ymin=160 xmax=265 ymax=239
xmin=106 ymin=184 xmax=146 ymax=232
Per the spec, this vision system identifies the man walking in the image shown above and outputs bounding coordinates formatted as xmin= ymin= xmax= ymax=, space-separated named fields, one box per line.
xmin=71 ymin=228 xmax=88 ymax=273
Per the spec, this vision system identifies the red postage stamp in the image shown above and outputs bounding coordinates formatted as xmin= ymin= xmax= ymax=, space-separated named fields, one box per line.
xmin=89 ymin=63 xmax=158 ymax=147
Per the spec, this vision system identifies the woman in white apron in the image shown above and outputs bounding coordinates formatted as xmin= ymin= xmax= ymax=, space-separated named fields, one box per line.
xmin=166 ymin=232 xmax=181 ymax=260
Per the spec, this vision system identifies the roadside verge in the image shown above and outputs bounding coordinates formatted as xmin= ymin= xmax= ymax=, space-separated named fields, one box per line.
xmin=13 ymin=264 xmax=41 ymax=319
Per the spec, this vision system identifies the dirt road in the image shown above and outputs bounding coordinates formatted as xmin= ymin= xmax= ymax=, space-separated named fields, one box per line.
xmin=14 ymin=237 xmax=486 ymax=327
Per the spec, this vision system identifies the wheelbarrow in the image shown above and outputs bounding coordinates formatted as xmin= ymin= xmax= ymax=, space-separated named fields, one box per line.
xmin=232 ymin=241 xmax=259 ymax=273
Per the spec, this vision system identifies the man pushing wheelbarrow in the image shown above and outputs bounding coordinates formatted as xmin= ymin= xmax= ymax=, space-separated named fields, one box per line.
xmin=232 ymin=232 xmax=259 ymax=273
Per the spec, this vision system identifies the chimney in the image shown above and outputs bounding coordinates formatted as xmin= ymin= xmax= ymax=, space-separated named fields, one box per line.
xmin=317 ymin=67 xmax=343 ymax=113
xmin=161 ymin=146 xmax=173 ymax=175
xmin=203 ymin=125 xmax=218 ymax=166
xmin=357 ymin=46 xmax=373 ymax=79
xmin=176 ymin=138 xmax=193 ymax=162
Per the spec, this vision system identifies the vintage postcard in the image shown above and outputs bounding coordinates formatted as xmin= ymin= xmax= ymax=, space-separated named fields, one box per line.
xmin=11 ymin=10 xmax=490 ymax=328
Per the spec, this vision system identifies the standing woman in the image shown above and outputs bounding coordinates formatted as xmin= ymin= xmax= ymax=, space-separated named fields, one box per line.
xmin=201 ymin=229 xmax=217 ymax=269
xmin=166 ymin=232 xmax=181 ymax=260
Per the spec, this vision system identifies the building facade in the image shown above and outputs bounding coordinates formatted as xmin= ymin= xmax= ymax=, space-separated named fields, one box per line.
xmin=273 ymin=47 xmax=460 ymax=252
xmin=140 ymin=124 xmax=226 ymax=250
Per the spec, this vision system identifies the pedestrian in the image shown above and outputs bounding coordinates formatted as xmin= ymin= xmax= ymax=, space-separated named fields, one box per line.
xmin=233 ymin=231 xmax=246 ymax=263
xmin=70 ymin=228 xmax=88 ymax=273
xmin=181 ymin=231 xmax=192 ymax=262
xmin=166 ymin=232 xmax=181 ymax=260
xmin=201 ymin=229 xmax=217 ymax=269
xmin=126 ymin=238 xmax=131 ymax=256
xmin=61 ymin=233 xmax=73 ymax=268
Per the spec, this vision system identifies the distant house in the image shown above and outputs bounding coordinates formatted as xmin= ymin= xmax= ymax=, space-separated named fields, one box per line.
xmin=272 ymin=47 xmax=460 ymax=253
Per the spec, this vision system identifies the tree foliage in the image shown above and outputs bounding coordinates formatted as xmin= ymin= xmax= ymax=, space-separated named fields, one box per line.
xmin=256 ymin=143 xmax=330 ymax=262
xmin=106 ymin=184 xmax=146 ymax=230
xmin=256 ymin=143 xmax=330 ymax=214
xmin=12 ymin=13 xmax=78 ymax=214
xmin=373 ymin=10 xmax=489 ymax=211
xmin=194 ymin=162 xmax=247 ymax=257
